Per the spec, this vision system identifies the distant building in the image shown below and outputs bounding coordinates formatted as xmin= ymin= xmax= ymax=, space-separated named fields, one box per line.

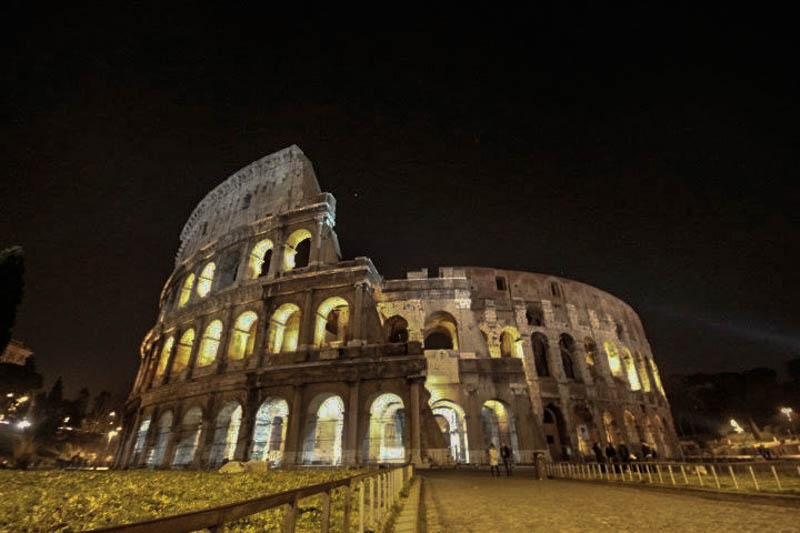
xmin=1 ymin=339 xmax=33 ymax=366
xmin=118 ymin=146 xmax=679 ymax=469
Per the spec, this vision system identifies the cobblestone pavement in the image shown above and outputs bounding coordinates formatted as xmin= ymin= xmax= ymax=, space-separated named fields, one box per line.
xmin=422 ymin=471 xmax=800 ymax=533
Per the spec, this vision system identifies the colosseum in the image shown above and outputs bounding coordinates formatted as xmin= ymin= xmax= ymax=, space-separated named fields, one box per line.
xmin=117 ymin=145 xmax=680 ymax=470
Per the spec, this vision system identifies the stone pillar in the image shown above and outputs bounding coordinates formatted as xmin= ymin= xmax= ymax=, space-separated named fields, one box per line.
xmin=344 ymin=381 xmax=360 ymax=466
xmin=140 ymin=407 xmax=162 ymax=468
xmin=309 ymin=215 xmax=327 ymax=267
xmin=284 ymin=385 xmax=304 ymax=465
xmin=267 ymin=226 xmax=286 ymax=278
xmin=465 ymin=388 xmax=484 ymax=464
xmin=350 ymin=282 xmax=366 ymax=343
xmin=216 ymin=306 xmax=236 ymax=374
xmin=116 ymin=409 xmax=141 ymax=469
xmin=298 ymin=289 xmax=316 ymax=350
xmin=409 ymin=379 xmax=423 ymax=465
xmin=195 ymin=396 xmax=217 ymax=467
xmin=236 ymin=386 xmax=261 ymax=461
xmin=163 ymin=402 xmax=184 ymax=467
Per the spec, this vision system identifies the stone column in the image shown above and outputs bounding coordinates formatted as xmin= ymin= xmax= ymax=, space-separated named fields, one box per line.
xmin=309 ymin=215 xmax=326 ymax=267
xmin=465 ymin=388 xmax=484 ymax=464
xmin=267 ymin=226 xmax=286 ymax=278
xmin=409 ymin=379 xmax=423 ymax=465
xmin=163 ymin=402 xmax=184 ymax=467
xmin=195 ymin=396 xmax=218 ymax=467
xmin=116 ymin=409 xmax=141 ymax=469
xmin=344 ymin=381 xmax=360 ymax=466
xmin=284 ymin=385 xmax=304 ymax=465
xmin=350 ymin=282 xmax=366 ymax=343
xmin=216 ymin=306 xmax=236 ymax=374
xmin=298 ymin=289 xmax=316 ymax=350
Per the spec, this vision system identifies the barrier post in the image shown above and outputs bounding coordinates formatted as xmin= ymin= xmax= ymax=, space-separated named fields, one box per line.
xmin=749 ymin=466 xmax=759 ymax=491
xmin=680 ymin=465 xmax=689 ymax=484
xmin=771 ymin=466 xmax=783 ymax=491
xmin=283 ymin=496 xmax=298 ymax=533
xmin=668 ymin=465 xmax=676 ymax=485
xmin=729 ymin=465 xmax=739 ymax=490
xmin=358 ymin=480 xmax=365 ymax=533
xmin=321 ymin=490 xmax=332 ymax=533
xmin=711 ymin=465 xmax=720 ymax=489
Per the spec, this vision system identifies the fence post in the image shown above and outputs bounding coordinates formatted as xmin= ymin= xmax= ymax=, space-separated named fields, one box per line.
xmin=359 ymin=480 xmax=365 ymax=533
xmin=668 ymin=465 xmax=676 ymax=485
xmin=749 ymin=466 xmax=759 ymax=491
xmin=711 ymin=465 xmax=720 ymax=489
xmin=627 ymin=465 xmax=634 ymax=481
xmin=646 ymin=464 xmax=653 ymax=483
xmin=697 ymin=467 xmax=704 ymax=486
xmin=369 ymin=477 xmax=375 ymax=527
xmin=342 ymin=485 xmax=352 ymax=533
xmin=283 ymin=495 xmax=298 ymax=533
xmin=656 ymin=464 xmax=663 ymax=483
xmin=636 ymin=464 xmax=642 ymax=481
xmin=729 ymin=465 xmax=739 ymax=490
xmin=771 ymin=465 xmax=782 ymax=491
xmin=680 ymin=465 xmax=689 ymax=485
xmin=321 ymin=490 xmax=331 ymax=533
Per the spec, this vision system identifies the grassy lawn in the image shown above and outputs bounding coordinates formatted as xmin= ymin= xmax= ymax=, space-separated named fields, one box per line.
xmin=0 ymin=469 xmax=362 ymax=532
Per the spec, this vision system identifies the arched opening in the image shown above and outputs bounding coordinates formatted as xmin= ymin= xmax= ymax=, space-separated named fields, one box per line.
xmin=573 ymin=405 xmax=598 ymax=459
xmin=604 ymin=341 xmax=623 ymax=378
xmin=559 ymin=334 xmax=577 ymax=380
xmin=130 ymin=416 xmax=151 ymax=464
xmin=228 ymin=312 xmax=258 ymax=360
xmin=196 ymin=262 xmax=216 ymax=298
xmin=499 ymin=328 xmax=523 ymax=358
xmin=208 ymin=402 xmax=243 ymax=466
xmin=423 ymin=311 xmax=458 ymax=350
xmin=249 ymin=239 xmax=274 ymax=278
xmin=641 ymin=416 xmax=657 ymax=457
xmin=267 ymin=304 xmax=301 ymax=354
xmin=621 ymin=347 xmax=641 ymax=391
xmin=635 ymin=352 xmax=652 ymax=392
xmin=283 ymin=229 xmax=312 ymax=271
xmin=171 ymin=329 xmax=195 ymax=373
xmin=172 ymin=406 xmax=203 ymax=467
xmin=481 ymin=400 xmax=520 ymax=463
xmin=649 ymin=358 xmax=665 ymax=395
xmin=531 ymin=333 xmax=550 ymax=377
xmin=603 ymin=410 xmax=619 ymax=445
xmin=583 ymin=337 xmax=600 ymax=381
xmin=623 ymin=410 xmax=641 ymax=446
xmin=431 ymin=400 xmax=469 ymax=463
xmin=178 ymin=274 xmax=195 ymax=308
xmin=314 ymin=297 xmax=350 ymax=348
xmin=146 ymin=410 xmax=173 ymax=467
xmin=366 ymin=393 xmax=405 ymax=463
xmin=196 ymin=320 xmax=223 ymax=367
xmin=155 ymin=336 xmax=174 ymax=376
xmin=653 ymin=415 xmax=671 ymax=457
xmin=542 ymin=404 xmax=570 ymax=460
xmin=302 ymin=394 xmax=345 ymax=465
xmin=525 ymin=302 xmax=545 ymax=326
xmin=217 ymin=248 xmax=240 ymax=289
xmin=384 ymin=315 xmax=409 ymax=343
xmin=250 ymin=397 xmax=289 ymax=466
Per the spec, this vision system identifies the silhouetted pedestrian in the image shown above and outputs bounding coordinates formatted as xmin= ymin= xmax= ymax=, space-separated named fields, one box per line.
xmin=488 ymin=444 xmax=500 ymax=476
xmin=500 ymin=443 xmax=513 ymax=476
xmin=592 ymin=442 xmax=604 ymax=463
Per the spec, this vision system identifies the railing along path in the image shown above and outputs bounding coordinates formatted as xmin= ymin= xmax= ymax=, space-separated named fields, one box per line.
xmin=88 ymin=464 xmax=413 ymax=533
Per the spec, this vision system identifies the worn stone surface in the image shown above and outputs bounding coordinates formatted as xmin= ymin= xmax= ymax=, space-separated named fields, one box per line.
xmin=423 ymin=471 xmax=800 ymax=533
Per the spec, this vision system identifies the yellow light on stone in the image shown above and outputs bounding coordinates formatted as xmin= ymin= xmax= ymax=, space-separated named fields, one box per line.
xmin=730 ymin=419 xmax=744 ymax=433
xmin=196 ymin=262 xmax=216 ymax=297
xmin=197 ymin=320 xmax=223 ymax=366
xmin=781 ymin=407 xmax=793 ymax=420
xmin=178 ymin=274 xmax=195 ymax=308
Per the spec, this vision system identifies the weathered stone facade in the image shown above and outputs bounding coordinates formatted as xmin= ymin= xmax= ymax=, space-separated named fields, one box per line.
xmin=117 ymin=145 xmax=679 ymax=469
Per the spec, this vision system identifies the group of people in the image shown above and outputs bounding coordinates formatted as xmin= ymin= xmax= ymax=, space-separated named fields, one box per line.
xmin=592 ymin=440 xmax=657 ymax=464
xmin=487 ymin=443 xmax=514 ymax=476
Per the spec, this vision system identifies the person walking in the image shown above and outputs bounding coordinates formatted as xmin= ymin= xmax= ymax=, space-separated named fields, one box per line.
xmin=592 ymin=442 xmax=604 ymax=463
xmin=500 ymin=442 xmax=513 ymax=476
xmin=619 ymin=443 xmax=630 ymax=463
xmin=488 ymin=443 xmax=500 ymax=477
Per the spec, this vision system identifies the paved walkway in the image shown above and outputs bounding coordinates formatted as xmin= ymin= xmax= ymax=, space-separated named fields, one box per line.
xmin=422 ymin=471 xmax=800 ymax=533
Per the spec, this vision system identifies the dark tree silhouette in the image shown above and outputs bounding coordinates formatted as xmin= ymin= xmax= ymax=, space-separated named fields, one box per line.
xmin=0 ymin=246 xmax=24 ymax=353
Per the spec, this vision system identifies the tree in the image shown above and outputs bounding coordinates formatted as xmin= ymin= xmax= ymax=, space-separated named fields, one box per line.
xmin=47 ymin=377 xmax=64 ymax=404
xmin=0 ymin=246 xmax=24 ymax=354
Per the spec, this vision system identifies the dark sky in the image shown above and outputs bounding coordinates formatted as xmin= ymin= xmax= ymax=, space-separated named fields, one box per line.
xmin=1 ymin=4 xmax=798 ymax=397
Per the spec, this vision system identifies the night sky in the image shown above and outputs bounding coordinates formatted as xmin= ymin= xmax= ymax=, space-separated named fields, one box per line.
xmin=1 ymin=4 xmax=798 ymax=397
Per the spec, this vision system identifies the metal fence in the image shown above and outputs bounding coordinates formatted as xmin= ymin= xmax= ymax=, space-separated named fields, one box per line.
xmin=547 ymin=460 xmax=800 ymax=494
xmin=87 ymin=464 xmax=413 ymax=533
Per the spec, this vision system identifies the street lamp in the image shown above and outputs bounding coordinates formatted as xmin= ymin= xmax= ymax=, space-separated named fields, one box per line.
xmin=780 ymin=407 xmax=793 ymax=420
xmin=730 ymin=419 xmax=744 ymax=434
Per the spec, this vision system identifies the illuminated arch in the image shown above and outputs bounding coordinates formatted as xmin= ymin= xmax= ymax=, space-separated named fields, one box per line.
xmin=314 ymin=297 xmax=350 ymax=348
xmin=602 ymin=410 xmax=618 ymax=444
xmin=301 ymin=394 xmax=345 ymax=465
xmin=604 ymin=341 xmax=623 ymax=378
xmin=531 ymin=333 xmax=550 ymax=377
xmin=499 ymin=327 xmax=523 ymax=358
xmin=248 ymin=239 xmax=274 ymax=278
xmin=146 ymin=410 xmax=173 ymax=467
xmin=543 ymin=404 xmax=569 ymax=460
xmin=155 ymin=336 xmax=174 ymax=376
xmin=208 ymin=402 xmax=242 ymax=466
xmin=228 ymin=311 xmax=258 ymax=360
xmin=481 ymin=400 xmax=520 ymax=463
xmin=131 ymin=416 xmax=152 ymax=464
xmin=196 ymin=262 xmax=216 ymax=297
xmin=431 ymin=399 xmax=469 ymax=463
xmin=250 ymin=397 xmax=289 ymax=465
xmin=283 ymin=229 xmax=312 ymax=271
xmin=172 ymin=406 xmax=203 ymax=466
xmin=623 ymin=410 xmax=641 ymax=444
xmin=196 ymin=320 xmax=223 ymax=367
xmin=177 ymin=274 xmax=195 ymax=308
xmin=366 ymin=393 xmax=405 ymax=463
xmin=384 ymin=315 xmax=409 ymax=343
xmin=649 ymin=358 xmax=665 ymax=395
xmin=583 ymin=337 xmax=600 ymax=381
xmin=621 ymin=347 xmax=641 ymax=391
xmin=171 ymin=329 xmax=195 ymax=373
xmin=423 ymin=311 xmax=458 ymax=350
xmin=559 ymin=334 xmax=577 ymax=380
xmin=635 ymin=352 xmax=651 ymax=392
xmin=267 ymin=303 xmax=301 ymax=354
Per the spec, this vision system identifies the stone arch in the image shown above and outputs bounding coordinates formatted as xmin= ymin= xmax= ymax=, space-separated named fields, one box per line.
xmin=172 ymin=405 xmax=204 ymax=467
xmin=283 ymin=228 xmax=312 ymax=271
xmin=314 ymin=296 xmax=350 ymax=348
xmin=248 ymin=238 xmax=273 ymax=278
xmin=228 ymin=311 xmax=258 ymax=360
xmin=559 ymin=333 xmax=577 ymax=380
xmin=250 ymin=397 xmax=290 ymax=465
xmin=172 ymin=328 xmax=195 ymax=373
xmin=573 ymin=405 xmax=598 ymax=458
xmin=499 ymin=327 xmax=523 ymax=358
xmin=621 ymin=347 xmax=641 ymax=391
xmin=196 ymin=262 xmax=216 ymax=298
xmin=301 ymin=393 xmax=345 ymax=465
xmin=155 ymin=336 xmax=174 ymax=377
xmin=196 ymin=320 xmax=223 ymax=367
xmin=208 ymin=402 xmax=243 ymax=466
xmin=147 ymin=410 xmax=173 ymax=467
xmin=432 ymin=400 xmax=469 ymax=463
xmin=604 ymin=341 xmax=623 ymax=379
xmin=649 ymin=358 xmax=665 ymax=395
xmin=652 ymin=415 xmax=670 ymax=457
xmin=623 ymin=409 xmax=641 ymax=445
xmin=365 ymin=393 xmax=406 ymax=463
xmin=481 ymin=400 xmax=520 ymax=463
xmin=635 ymin=352 xmax=652 ymax=392
xmin=178 ymin=274 xmax=195 ymax=308
xmin=267 ymin=303 xmax=301 ymax=354
xmin=542 ymin=403 xmax=570 ymax=460
xmin=384 ymin=314 xmax=409 ymax=343
xmin=525 ymin=302 xmax=545 ymax=327
xmin=130 ymin=415 xmax=152 ymax=465
xmin=423 ymin=311 xmax=459 ymax=350
xmin=531 ymin=332 xmax=550 ymax=377
xmin=583 ymin=337 xmax=600 ymax=381
xmin=603 ymin=410 xmax=619 ymax=445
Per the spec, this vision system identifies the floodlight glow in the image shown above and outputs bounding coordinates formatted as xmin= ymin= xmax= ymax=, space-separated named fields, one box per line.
xmin=730 ymin=419 xmax=744 ymax=433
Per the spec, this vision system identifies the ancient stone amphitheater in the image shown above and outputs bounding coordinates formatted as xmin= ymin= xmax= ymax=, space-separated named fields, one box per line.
xmin=117 ymin=145 xmax=679 ymax=469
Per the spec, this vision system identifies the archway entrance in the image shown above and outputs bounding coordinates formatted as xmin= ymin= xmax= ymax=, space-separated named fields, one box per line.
xmin=302 ymin=395 xmax=345 ymax=465
xmin=208 ymin=402 xmax=242 ymax=466
xmin=250 ymin=397 xmax=289 ymax=466
xmin=431 ymin=400 xmax=469 ymax=463
xmin=481 ymin=400 xmax=520 ymax=463
xmin=543 ymin=404 xmax=569 ymax=460
xmin=365 ymin=393 xmax=405 ymax=463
